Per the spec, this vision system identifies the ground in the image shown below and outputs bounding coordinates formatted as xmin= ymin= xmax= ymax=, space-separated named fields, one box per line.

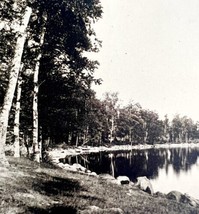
xmin=0 ymin=156 xmax=199 ymax=214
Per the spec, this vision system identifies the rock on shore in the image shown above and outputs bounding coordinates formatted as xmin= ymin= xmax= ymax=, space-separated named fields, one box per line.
xmin=167 ymin=191 xmax=199 ymax=208
xmin=136 ymin=176 xmax=154 ymax=195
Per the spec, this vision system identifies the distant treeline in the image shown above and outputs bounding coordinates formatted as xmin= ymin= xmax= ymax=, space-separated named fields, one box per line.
xmin=7 ymin=91 xmax=199 ymax=149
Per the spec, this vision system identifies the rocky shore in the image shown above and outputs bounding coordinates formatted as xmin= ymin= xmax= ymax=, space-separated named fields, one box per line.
xmin=47 ymin=143 xmax=199 ymax=211
xmin=1 ymin=156 xmax=199 ymax=214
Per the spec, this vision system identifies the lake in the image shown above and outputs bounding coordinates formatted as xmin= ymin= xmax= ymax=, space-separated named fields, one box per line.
xmin=61 ymin=146 xmax=199 ymax=199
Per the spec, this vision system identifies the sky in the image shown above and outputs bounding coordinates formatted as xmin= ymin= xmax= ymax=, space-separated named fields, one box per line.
xmin=91 ymin=0 xmax=199 ymax=121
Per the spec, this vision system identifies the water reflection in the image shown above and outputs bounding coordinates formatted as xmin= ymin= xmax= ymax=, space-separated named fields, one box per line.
xmin=61 ymin=147 xmax=199 ymax=198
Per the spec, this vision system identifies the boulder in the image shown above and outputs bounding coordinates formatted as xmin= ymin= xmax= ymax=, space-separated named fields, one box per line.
xmin=136 ymin=176 xmax=154 ymax=195
xmin=116 ymin=176 xmax=130 ymax=185
xmin=181 ymin=193 xmax=199 ymax=207
xmin=89 ymin=172 xmax=98 ymax=177
xmin=57 ymin=162 xmax=65 ymax=168
xmin=167 ymin=191 xmax=182 ymax=202
xmin=51 ymin=158 xmax=60 ymax=164
xmin=155 ymin=191 xmax=166 ymax=198
xmin=62 ymin=163 xmax=73 ymax=170
xmin=167 ymin=191 xmax=199 ymax=207
xmin=129 ymin=181 xmax=134 ymax=186
xmin=72 ymin=163 xmax=87 ymax=172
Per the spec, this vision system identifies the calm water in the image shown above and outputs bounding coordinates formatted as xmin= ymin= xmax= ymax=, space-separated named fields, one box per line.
xmin=60 ymin=147 xmax=199 ymax=199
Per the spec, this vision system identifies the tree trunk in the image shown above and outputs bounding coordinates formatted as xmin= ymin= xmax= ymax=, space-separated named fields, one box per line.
xmin=0 ymin=7 xmax=32 ymax=166
xmin=143 ymin=122 xmax=148 ymax=144
xmin=23 ymin=133 xmax=30 ymax=157
xmin=144 ymin=130 xmax=148 ymax=144
xmin=109 ymin=153 xmax=115 ymax=177
xmin=110 ymin=115 xmax=114 ymax=144
xmin=129 ymin=128 xmax=132 ymax=146
xmin=82 ymin=126 xmax=89 ymax=145
xmin=179 ymin=132 xmax=182 ymax=143
xmin=32 ymin=53 xmax=40 ymax=162
xmin=14 ymin=70 xmax=23 ymax=157
xmin=99 ymin=131 xmax=102 ymax=146
xmin=75 ymin=133 xmax=79 ymax=147
xmin=32 ymin=12 xmax=47 ymax=162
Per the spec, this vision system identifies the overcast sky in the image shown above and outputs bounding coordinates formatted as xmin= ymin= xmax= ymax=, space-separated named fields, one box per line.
xmin=91 ymin=0 xmax=199 ymax=121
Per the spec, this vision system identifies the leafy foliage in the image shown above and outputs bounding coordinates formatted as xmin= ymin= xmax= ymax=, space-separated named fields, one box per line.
xmin=2 ymin=0 xmax=199 ymax=154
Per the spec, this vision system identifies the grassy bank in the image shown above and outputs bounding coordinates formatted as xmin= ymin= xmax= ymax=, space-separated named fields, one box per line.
xmin=0 ymin=157 xmax=199 ymax=214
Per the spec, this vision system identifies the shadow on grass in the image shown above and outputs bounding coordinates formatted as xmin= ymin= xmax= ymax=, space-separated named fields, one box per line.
xmin=32 ymin=176 xmax=83 ymax=196
xmin=27 ymin=205 xmax=77 ymax=214
xmin=79 ymin=194 xmax=103 ymax=201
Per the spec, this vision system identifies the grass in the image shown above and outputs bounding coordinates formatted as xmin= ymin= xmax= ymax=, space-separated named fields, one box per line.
xmin=0 ymin=156 xmax=199 ymax=214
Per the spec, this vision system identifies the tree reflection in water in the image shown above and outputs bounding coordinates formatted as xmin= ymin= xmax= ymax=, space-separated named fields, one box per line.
xmin=62 ymin=147 xmax=199 ymax=180
xmin=63 ymin=148 xmax=196 ymax=178
xmin=62 ymin=147 xmax=199 ymax=198
xmin=61 ymin=147 xmax=199 ymax=198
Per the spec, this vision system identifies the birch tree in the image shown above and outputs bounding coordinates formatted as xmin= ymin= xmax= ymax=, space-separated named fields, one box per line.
xmin=13 ymin=66 xmax=23 ymax=157
xmin=32 ymin=12 xmax=47 ymax=162
xmin=102 ymin=92 xmax=119 ymax=143
xmin=0 ymin=6 xmax=32 ymax=165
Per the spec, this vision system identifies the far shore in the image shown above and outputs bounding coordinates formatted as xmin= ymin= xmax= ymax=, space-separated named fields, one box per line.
xmin=48 ymin=142 xmax=199 ymax=160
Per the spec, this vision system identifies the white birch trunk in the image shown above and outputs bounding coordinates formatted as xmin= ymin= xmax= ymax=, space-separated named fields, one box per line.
xmin=143 ymin=122 xmax=148 ymax=144
xmin=75 ymin=133 xmax=79 ymax=147
xmin=32 ymin=12 xmax=47 ymax=162
xmin=110 ymin=115 xmax=114 ymax=143
xmin=14 ymin=70 xmax=23 ymax=157
xmin=32 ymin=58 xmax=39 ymax=162
xmin=0 ymin=7 xmax=32 ymax=166
xmin=129 ymin=128 xmax=132 ymax=146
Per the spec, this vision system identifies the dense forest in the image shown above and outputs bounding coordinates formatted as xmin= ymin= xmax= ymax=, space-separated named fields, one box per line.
xmin=1 ymin=0 xmax=199 ymax=166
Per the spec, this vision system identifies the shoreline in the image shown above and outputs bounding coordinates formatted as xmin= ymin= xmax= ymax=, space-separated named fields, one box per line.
xmin=48 ymin=142 xmax=199 ymax=161
xmin=46 ymin=142 xmax=199 ymax=211
xmin=2 ymin=156 xmax=199 ymax=213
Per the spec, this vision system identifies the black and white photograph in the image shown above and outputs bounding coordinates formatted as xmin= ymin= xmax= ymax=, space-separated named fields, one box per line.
xmin=1 ymin=0 xmax=199 ymax=213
